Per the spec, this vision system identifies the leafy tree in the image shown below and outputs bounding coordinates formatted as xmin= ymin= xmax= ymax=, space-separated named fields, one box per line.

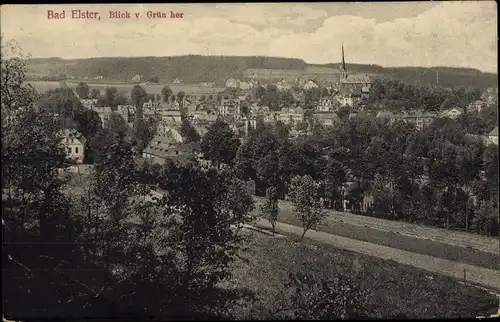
xmin=148 ymin=76 xmax=160 ymax=83
xmin=2 ymin=40 xmax=90 ymax=319
xmin=131 ymin=85 xmax=148 ymax=108
xmin=200 ymin=119 xmax=241 ymax=168
xmin=162 ymin=85 xmax=173 ymax=102
xmin=260 ymin=186 xmax=280 ymax=236
xmin=288 ymin=175 xmax=327 ymax=240
xmin=76 ymin=82 xmax=90 ymax=99
xmin=471 ymin=199 xmax=498 ymax=235
xmin=89 ymin=88 xmax=101 ymax=99
xmin=180 ymin=119 xmax=201 ymax=143
xmin=177 ymin=91 xmax=186 ymax=105
xmin=321 ymin=159 xmax=347 ymax=210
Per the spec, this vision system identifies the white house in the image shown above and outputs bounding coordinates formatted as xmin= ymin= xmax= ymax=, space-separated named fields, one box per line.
xmin=303 ymin=80 xmax=319 ymax=90
xmin=239 ymin=81 xmax=252 ymax=90
xmin=59 ymin=129 xmax=86 ymax=164
xmin=441 ymin=108 xmax=462 ymax=119
xmin=488 ymin=126 xmax=498 ymax=145
xmin=276 ymin=79 xmax=292 ymax=91
xmin=226 ymin=78 xmax=240 ymax=89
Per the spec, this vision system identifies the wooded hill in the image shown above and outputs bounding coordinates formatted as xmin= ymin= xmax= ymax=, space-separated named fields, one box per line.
xmin=25 ymin=56 xmax=497 ymax=90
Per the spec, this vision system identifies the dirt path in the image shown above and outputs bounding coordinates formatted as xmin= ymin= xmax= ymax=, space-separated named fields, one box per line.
xmin=253 ymin=218 xmax=500 ymax=291
xmin=253 ymin=197 xmax=498 ymax=254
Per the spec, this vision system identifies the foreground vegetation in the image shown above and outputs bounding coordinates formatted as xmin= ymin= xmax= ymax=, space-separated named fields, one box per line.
xmin=226 ymin=230 xmax=498 ymax=319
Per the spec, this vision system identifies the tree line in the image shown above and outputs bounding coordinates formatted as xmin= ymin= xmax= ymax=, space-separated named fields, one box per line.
xmin=197 ymin=113 xmax=498 ymax=236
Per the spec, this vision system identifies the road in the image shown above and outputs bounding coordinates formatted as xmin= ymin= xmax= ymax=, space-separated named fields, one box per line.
xmin=252 ymin=218 xmax=500 ymax=291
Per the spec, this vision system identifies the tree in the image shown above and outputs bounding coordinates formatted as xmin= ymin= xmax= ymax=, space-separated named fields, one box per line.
xmin=150 ymin=165 xmax=256 ymax=318
xmin=76 ymin=82 xmax=90 ymax=99
xmin=180 ymin=119 xmax=201 ymax=143
xmin=321 ymin=159 xmax=347 ymax=210
xmin=131 ymin=85 xmax=148 ymax=108
xmin=288 ymin=175 xmax=327 ymax=241
xmin=200 ymin=119 xmax=241 ymax=168
xmin=260 ymin=186 xmax=280 ymax=235
xmin=177 ymin=91 xmax=186 ymax=106
xmin=471 ymin=199 xmax=498 ymax=235
xmin=162 ymin=85 xmax=173 ymax=102
xmin=148 ymin=76 xmax=160 ymax=83
xmin=89 ymin=88 xmax=101 ymax=99
xmin=2 ymin=40 xmax=92 ymax=319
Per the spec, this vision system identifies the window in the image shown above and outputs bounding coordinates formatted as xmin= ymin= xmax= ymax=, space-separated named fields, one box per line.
xmin=67 ymin=147 xmax=72 ymax=154
xmin=75 ymin=147 xmax=79 ymax=154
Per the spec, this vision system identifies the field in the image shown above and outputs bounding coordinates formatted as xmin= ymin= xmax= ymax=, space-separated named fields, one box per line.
xmin=66 ymin=81 xmax=226 ymax=96
xmin=27 ymin=81 xmax=62 ymax=92
xmin=224 ymin=230 xmax=498 ymax=319
xmin=252 ymin=198 xmax=499 ymax=270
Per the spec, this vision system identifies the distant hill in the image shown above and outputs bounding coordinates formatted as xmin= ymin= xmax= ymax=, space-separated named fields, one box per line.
xmin=25 ymin=55 xmax=497 ymax=90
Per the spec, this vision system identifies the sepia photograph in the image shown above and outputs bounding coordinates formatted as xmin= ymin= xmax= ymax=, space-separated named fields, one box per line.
xmin=1 ymin=1 xmax=499 ymax=320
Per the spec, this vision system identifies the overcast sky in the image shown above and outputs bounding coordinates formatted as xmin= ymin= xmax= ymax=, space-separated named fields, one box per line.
xmin=1 ymin=2 xmax=497 ymax=72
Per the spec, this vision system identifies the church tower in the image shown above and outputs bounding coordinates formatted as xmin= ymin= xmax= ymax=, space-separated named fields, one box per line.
xmin=339 ymin=43 xmax=348 ymax=83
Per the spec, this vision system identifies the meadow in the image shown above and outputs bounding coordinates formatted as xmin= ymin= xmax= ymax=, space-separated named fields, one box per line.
xmin=225 ymin=230 xmax=498 ymax=319
xmin=27 ymin=81 xmax=62 ymax=92
xmin=67 ymin=81 xmax=226 ymax=96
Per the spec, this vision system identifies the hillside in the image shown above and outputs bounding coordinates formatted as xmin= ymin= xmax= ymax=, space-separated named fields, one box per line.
xmin=25 ymin=56 xmax=497 ymax=90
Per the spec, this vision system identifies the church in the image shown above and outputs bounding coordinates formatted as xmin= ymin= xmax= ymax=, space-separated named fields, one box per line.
xmin=334 ymin=44 xmax=372 ymax=107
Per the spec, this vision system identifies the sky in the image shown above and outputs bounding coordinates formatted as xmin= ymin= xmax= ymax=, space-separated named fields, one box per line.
xmin=0 ymin=2 xmax=497 ymax=73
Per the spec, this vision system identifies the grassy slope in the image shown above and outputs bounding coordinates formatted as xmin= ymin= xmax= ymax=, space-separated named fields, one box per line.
xmin=225 ymin=230 xmax=498 ymax=319
xmin=252 ymin=200 xmax=499 ymax=270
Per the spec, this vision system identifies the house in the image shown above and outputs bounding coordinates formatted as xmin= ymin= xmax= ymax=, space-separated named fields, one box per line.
xmin=239 ymin=81 xmax=252 ymax=90
xmin=276 ymin=107 xmax=304 ymax=125
xmin=465 ymin=133 xmax=495 ymax=147
xmin=80 ymin=99 xmax=98 ymax=109
xmin=92 ymin=106 xmax=113 ymax=126
xmin=488 ymin=126 xmax=498 ymax=145
xmin=193 ymin=124 xmax=209 ymax=138
xmin=59 ymin=129 xmax=86 ymax=164
xmin=303 ymin=80 xmax=319 ymax=90
xmin=377 ymin=110 xmax=437 ymax=131
xmin=172 ymin=78 xmax=183 ymax=84
xmin=276 ymin=79 xmax=292 ymax=91
xmin=311 ymin=112 xmax=340 ymax=127
xmin=441 ymin=108 xmax=462 ymax=119
xmin=142 ymin=134 xmax=200 ymax=166
xmin=143 ymin=99 xmax=157 ymax=109
xmin=192 ymin=110 xmax=219 ymax=124
xmin=226 ymin=78 xmax=240 ymax=89
xmin=219 ymin=99 xmax=242 ymax=116
xmin=155 ymin=126 xmax=184 ymax=142
xmin=158 ymin=109 xmax=183 ymax=125
xmin=317 ymin=98 xmax=335 ymax=112
xmin=468 ymin=100 xmax=487 ymax=113
xmin=295 ymin=77 xmax=306 ymax=88
xmin=132 ymin=75 xmax=141 ymax=83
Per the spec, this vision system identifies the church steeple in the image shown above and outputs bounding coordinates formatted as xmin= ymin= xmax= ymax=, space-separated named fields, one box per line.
xmin=341 ymin=42 xmax=346 ymax=71
xmin=339 ymin=43 xmax=348 ymax=83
